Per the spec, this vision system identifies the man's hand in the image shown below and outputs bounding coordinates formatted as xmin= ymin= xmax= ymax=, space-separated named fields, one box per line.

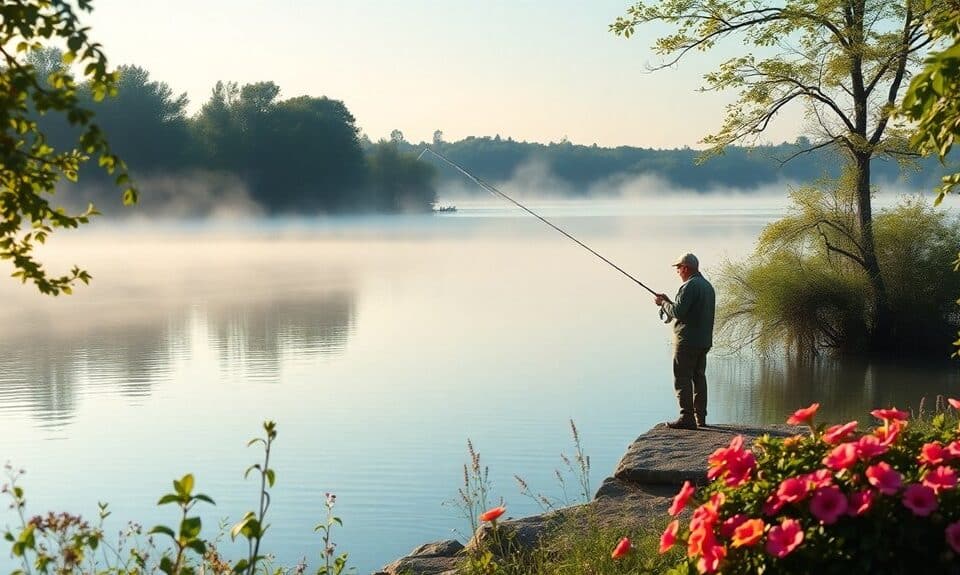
xmin=655 ymin=293 xmax=668 ymax=306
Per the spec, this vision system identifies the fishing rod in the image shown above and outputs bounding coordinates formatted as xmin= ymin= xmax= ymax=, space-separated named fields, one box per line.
xmin=417 ymin=147 xmax=667 ymax=301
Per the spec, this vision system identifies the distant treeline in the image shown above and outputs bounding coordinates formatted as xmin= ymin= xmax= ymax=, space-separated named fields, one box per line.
xmin=32 ymin=54 xmax=437 ymax=215
xmin=402 ymin=133 xmax=953 ymax=195
xmin=32 ymin=52 xmax=952 ymax=215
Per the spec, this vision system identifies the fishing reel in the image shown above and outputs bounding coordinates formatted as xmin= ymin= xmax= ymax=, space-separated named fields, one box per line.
xmin=659 ymin=307 xmax=673 ymax=324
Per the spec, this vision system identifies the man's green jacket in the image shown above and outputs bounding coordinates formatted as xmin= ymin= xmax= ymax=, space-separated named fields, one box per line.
xmin=661 ymin=272 xmax=716 ymax=348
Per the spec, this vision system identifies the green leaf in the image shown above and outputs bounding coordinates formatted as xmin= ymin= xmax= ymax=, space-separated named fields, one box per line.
xmin=265 ymin=468 xmax=276 ymax=487
xmin=148 ymin=525 xmax=176 ymax=539
xmin=179 ymin=516 xmax=202 ymax=539
xmin=232 ymin=559 xmax=249 ymax=573
xmin=185 ymin=539 xmax=207 ymax=555
xmin=193 ymin=493 xmax=215 ymax=505
xmin=157 ymin=494 xmax=181 ymax=506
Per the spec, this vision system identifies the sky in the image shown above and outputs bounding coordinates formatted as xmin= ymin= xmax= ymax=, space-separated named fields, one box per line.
xmin=84 ymin=0 xmax=803 ymax=149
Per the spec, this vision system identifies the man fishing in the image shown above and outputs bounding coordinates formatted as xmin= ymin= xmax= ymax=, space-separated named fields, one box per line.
xmin=655 ymin=253 xmax=716 ymax=430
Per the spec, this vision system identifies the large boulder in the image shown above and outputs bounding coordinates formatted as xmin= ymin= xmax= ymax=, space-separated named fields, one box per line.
xmin=375 ymin=540 xmax=464 ymax=575
xmin=613 ymin=423 xmax=799 ymax=485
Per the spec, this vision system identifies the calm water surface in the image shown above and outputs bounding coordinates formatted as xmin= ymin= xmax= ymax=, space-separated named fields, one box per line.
xmin=1 ymin=196 xmax=957 ymax=573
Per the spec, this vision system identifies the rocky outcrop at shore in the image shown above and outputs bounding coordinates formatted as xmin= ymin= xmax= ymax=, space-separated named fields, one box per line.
xmin=375 ymin=423 xmax=798 ymax=575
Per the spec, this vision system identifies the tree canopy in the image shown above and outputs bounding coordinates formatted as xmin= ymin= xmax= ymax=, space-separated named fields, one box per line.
xmin=612 ymin=0 xmax=951 ymax=350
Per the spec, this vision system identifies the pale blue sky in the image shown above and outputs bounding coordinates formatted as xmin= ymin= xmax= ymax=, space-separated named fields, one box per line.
xmin=86 ymin=0 xmax=802 ymax=148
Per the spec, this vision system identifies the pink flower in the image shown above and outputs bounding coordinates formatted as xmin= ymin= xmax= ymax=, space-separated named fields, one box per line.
xmin=762 ymin=494 xmax=785 ymax=516
xmin=765 ymin=518 xmax=804 ymax=558
xmin=787 ymin=403 xmax=820 ymax=426
xmin=670 ymin=481 xmax=695 ymax=516
xmin=691 ymin=500 xmax=721 ymax=531
xmin=687 ymin=524 xmax=717 ymax=557
xmin=823 ymin=421 xmax=858 ymax=444
xmin=823 ymin=442 xmax=859 ymax=471
xmin=948 ymin=441 xmax=960 ymax=459
xmin=920 ymin=442 xmax=948 ymax=466
xmin=847 ymin=490 xmax=874 ymax=516
xmin=697 ymin=544 xmax=727 ymax=574
xmin=802 ymin=469 xmax=834 ymax=490
xmin=719 ymin=514 xmax=748 ymax=538
xmin=866 ymin=462 xmax=902 ymax=495
xmin=873 ymin=420 xmax=902 ymax=446
xmin=776 ymin=477 xmax=809 ymax=504
xmin=946 ymin=522 xmax=960 ymax=554
xmin=870 ymin=407 xmax=909 ymax=422
xmin=902 ymin=484 xmax=938 ymax=516
xmin=948 ymin=398 xmax=960 ymax=410
xmin=612 ymin=536 xmax=631 ymax=559
xmin=707 ymin=435 xmax=756 ymax=487
xmin=659 ymin=521 xmax=679 ymax=554
xmin=731 ymin=518 xmax=765 ymax=548
xmin=922 ymin=466 xmax=957 ymax=494
xmin=809 ymin=486 xmax=848 ymax=525
xmin=856 ymin=435 xmax=888 ymax=460
xmin=479 ymin=505 xmax=506 ymax=522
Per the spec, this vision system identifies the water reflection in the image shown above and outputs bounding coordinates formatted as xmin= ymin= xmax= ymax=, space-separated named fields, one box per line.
xmin=713 ymin=354 xmax=960 ymax=425
xmin=0 ymin=288 xmax=357 ymax=428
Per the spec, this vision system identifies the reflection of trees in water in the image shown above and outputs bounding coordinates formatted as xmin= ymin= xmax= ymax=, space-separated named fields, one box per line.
xmin=0 ymin=289 xmax=356 ymax=428
xmin=712 ymin=355 xmax=960 ymax=425
xmin=208 ymin=291 xmax=357 ymax=380
xmin=0 ymin=327 xmax=173 ymax=429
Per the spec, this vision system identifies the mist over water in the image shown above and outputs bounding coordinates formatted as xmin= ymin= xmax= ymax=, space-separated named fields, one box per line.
xmin=1 ymin=195 xmax=957 ymax=573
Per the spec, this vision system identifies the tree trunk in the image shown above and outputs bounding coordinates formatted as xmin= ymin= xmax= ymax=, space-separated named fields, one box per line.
xmin=853 ymin=152 xmax=892 ymax=351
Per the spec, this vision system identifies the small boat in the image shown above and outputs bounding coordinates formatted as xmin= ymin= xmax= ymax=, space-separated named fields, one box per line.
xmin=433 ymin=205 xmax=457 ymax=213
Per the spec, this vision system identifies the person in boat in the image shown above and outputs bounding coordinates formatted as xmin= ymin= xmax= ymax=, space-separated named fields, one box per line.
xmin=654 ymin=253 xmax=716 ymax=430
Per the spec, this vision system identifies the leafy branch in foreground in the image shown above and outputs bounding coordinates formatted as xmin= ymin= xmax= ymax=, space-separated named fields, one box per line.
xmin=1 ymin=0 xmax=137 ymax=295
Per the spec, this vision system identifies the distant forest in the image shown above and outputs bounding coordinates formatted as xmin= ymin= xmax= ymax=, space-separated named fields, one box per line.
xmin=34 ymin=52 xmax=953 ymax=216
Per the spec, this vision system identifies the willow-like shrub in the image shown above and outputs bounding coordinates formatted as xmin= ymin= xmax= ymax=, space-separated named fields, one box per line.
xmin=717 ymin=183 xmax=960 ymax=357
xmin=658 ymin=402 xmax=960 ymax=575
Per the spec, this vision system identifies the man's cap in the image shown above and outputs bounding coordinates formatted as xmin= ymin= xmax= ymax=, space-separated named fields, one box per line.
xmin=672 ymin=253 xmax=699 ymax=268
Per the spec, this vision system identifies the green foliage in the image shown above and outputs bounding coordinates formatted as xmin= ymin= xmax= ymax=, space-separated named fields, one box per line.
xmin=231 ymin=420 xmax=277 ymax=575
xmin=2 ymin=421 xmax=353 ymax=575
xmin=0 ymin=0 xmax=136 ymax=295
xmin=150 ymin=474 xmax=216 ymax=575
xmin=315 ymin=493 xmax=354 ymax=575
xmin=365 ymin=141 xmax=437 ymax=212
xmin=718 ymin=180 xmax=960 ymax=356
xmin=663 ymin=403 xmax=960 ymax=574
xmin=902 ymin=3 xmax=960 ymax=204
xmin=611 ymin=0 xmax=955 ymax=349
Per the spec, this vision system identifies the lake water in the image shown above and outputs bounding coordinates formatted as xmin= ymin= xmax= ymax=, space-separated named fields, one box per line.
xmin=1 ymin=196 xmax=958 ymax=573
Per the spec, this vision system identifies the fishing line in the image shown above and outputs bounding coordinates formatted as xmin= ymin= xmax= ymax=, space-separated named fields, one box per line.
xmin=417 ymin=147 xmax=664 ymax=298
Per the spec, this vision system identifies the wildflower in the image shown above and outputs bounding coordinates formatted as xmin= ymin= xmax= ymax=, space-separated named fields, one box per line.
xmin=948 ymin=441 xmax=960 ymax=459
xmin=708 ymin=435 xmax=756 ymax=487
xmin=948 ymin=398 xmax=960 ymax=410
xmin=775 ymin=477 xmax=809 ymax=504
xmin=874 ymin=420 xmax=902 ymax=446
xmin=823 ymin=421 xmax=858 ymax=444
xmin=782 ymin=434 xmax=804 ymax=448
xmin=801 ymin=469 xmax=834 ymax=490
xmin=870 ymin=408 xmax=909 ymax=422
xmin=847 ymin=490 xmax=874 ymax=516
xmin=946 ymin=521 xmax=960 ymax=554
xmin=611 ymin=536 xmax=631 ymax=559
xmin=823 ymin=442 xmax=859 ymax=471
xmin=856 ymin=435 xmax=887 ymax=460
xmin=731 ymin=518 xmax=765 ymax=548
xmin=902 ymin=484 xmax=938 ymax=516
xmin=809 ymin=486 xmax=848 ymax=525
xmin=765 ymin=518 xmax=803 ymax=558
xmin=660 ymin=521 xmax=679 ymax=554
xmin=690 ymin=500 xmax=720 ymax=531
xmin=697 ymin=544 xmax=727 ymax=574
xmin=919 ymin=442 xmax=948 ymax=466
xmin=687 ymin=524 xmax=716 ymax=557
xmin=719 ymin=513 xmax=748 ymax=538
xmin=762 ymin=493 xmax=785 ymax=516
xmin=787 ymin=403 xmax=820 ymax=426
xmin=479 ymin=505 xmax=505 ymax=522
xmin=865 ymin=462 xmax=902 ymax=495
xmin=922 ymin=465 xmax=957 ymax=494
xmin=670 ymin=481 xmax=695 ymax=516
